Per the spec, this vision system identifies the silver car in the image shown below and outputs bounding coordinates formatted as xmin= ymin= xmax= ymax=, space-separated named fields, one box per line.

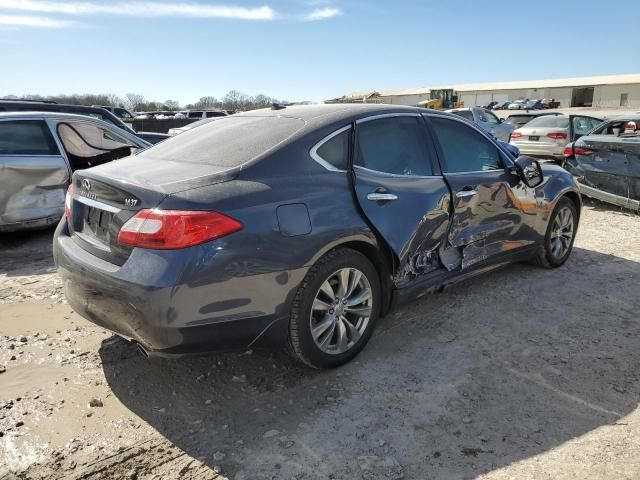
xmin=510 ymin=114 xmax=602 ymax=160
xmin=0 ymin=112 xmax=150 ymax=232
xmin=445 ymin=107 xmax=515 ymax=142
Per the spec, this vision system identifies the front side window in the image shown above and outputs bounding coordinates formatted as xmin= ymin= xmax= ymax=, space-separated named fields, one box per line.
xmin=572 ymin=116 xmax=601 ymax=137
xmin=355 ymin=116 xmax=432 ymax=176
xmin=430 ymin=117 xmax=502 ymax=173
xmin=0 ymin=120 xmax=59 ymax=155
xmin=483 ymin=111 xmax=500 ymax=124
xmin=188 ymin=111 xmax=203 ymax=119
xmin=314 ymin=129 xmax=349 ymax=170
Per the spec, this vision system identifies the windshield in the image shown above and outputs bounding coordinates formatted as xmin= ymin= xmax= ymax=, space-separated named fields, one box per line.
xmin=524 ymin=116 xmax=569 ymax=128
xmin=140 ymin=115 xmax=305 ymax=167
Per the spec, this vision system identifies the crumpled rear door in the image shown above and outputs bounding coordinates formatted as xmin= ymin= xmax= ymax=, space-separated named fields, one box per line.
xmin=0 ymin=154 xmax=70 ymax=228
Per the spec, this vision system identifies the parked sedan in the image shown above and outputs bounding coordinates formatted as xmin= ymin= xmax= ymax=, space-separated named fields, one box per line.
xmin=508 ymin=100 xmax=527 ymax=110
xmin=510 ymin=114 xmax=602 ymax=160
xmin=54 ymin=105 xmax=581 ymax=369
xmin=445 ymin=107 xmax=515 ymax=142
xmin=565 ymin=115 xmax=640 ymax=210
xmin=0 ymin=112 xmax=150 ymax=232
xmin=493 ymin=101 xmax=512 ymax=110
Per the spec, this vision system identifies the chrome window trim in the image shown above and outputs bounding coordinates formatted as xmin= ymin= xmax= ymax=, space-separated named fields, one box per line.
xmin=354 ymin=164 xmax=442 ymax=179
xmin=74 ymin=195 xmax=121 ymax=213
xmin=444 ymin=169 xmax=504 ymax=176
xmin=309 ymin=125 xmax=351 ymax=172
xmin=356 ymin=112 xmax=420 ymax=124
xmin=0 ymin=154 xmax=63 ymax=157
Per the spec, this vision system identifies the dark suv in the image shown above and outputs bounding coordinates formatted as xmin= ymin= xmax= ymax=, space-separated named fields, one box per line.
xmin=0 ymin=100 xmax=168 ymax=144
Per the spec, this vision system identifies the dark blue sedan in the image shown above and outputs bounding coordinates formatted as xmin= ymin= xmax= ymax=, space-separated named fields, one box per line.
xmin=54 ymin=104 xmax=581 ymax=368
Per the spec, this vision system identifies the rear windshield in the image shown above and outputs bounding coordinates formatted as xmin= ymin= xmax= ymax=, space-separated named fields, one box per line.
xmin=451 ymin=110 xmax=474 ymax=121
xmin=139 ymin=115 xmax=305 ymax=166
xmin=524 ymin=116 xmax=569 ymax=128
xmin=504 ymin=115 xmax=533 ymax=126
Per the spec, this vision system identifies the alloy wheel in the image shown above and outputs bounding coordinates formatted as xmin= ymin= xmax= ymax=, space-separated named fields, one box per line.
xmin=309 ymin=268 xmax=373 ymax=355
xmin=550 ymin=206 xmax=574 ymax=259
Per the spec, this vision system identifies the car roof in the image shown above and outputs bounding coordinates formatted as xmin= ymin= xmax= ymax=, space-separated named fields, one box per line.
xmin=0 ymin=100 xmax=110 ymax=112
xmin=608 ymin=113 xmax=640 ymax=121
xmin=0 ymin=111 xmax=117 ymax=122
xmin=233 ymin=103 xmax=451 ymax=131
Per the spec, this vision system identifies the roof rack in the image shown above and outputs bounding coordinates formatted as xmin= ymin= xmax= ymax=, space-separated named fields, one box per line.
xmin=0 ymin=98 xmax=58 ymax=104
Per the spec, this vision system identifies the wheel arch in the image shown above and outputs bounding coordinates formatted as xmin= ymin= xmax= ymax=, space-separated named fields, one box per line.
xmin=307 ymin=234 xmax=395 ymax=317
xmin=562 ymin=189 xmax=582 ymax=220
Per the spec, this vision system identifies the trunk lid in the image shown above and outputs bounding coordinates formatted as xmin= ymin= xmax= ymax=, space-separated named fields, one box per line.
xmin=69 ymin=156 xmax=238 ymax=265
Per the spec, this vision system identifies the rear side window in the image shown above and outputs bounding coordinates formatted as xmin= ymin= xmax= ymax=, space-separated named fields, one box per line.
xmin=355 ymin=116 xmax=432 ymax=176
xmin=313 ymin=129 xmax=349 ymax=170
xmin=431 ymin=117 xmax=501 ymax=173
xmin=0 ymin=120 xmax=59 ymax=155
xmin=139 ymin=116 xmax=305 ymax=167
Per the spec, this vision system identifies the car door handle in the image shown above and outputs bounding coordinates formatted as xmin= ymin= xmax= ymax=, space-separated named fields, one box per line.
xmin=455 ymin=189 xmax=477 ymax=198
xmin=367 ymin=193 xmax=398 ymax=201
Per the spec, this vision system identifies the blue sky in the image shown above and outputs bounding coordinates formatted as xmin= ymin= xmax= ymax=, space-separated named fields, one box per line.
xmin=0 ymin=0 xmax=639 ymax=104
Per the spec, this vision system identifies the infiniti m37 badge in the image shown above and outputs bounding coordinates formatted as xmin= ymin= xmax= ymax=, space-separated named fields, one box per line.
xmin=125 ymin=198 xmax=139 ymax=207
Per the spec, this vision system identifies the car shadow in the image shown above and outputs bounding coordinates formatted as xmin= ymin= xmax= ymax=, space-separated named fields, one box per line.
xmin=0 ymin=227 xmax=56 ymax=277
xmin=99 ymin=246 xmax=640 ymax=479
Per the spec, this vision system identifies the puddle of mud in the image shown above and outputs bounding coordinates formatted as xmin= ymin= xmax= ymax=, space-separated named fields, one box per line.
xmin=0 ymin=301 xmax=81 ymax=337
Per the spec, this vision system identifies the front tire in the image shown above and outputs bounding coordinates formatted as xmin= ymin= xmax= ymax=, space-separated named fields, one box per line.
xmin=289 ymin=248 xmax=381 ymax=369
xmin=534 ymin=196 xmax=577 ymax=268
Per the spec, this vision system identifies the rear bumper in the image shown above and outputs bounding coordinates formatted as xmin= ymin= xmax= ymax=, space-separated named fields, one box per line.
xmin=53 ymin=221 xmax=302 ymax=356
xmin=510 ymin=141 xmax=564 ymax=159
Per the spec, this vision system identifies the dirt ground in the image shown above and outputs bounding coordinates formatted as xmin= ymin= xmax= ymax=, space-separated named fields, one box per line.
xmin=1 ymin=198 xmax=639 ymax=480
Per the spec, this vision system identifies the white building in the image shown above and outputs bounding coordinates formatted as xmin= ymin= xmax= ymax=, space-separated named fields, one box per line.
xmin=329 ymin=73 xmax=640 ymax=109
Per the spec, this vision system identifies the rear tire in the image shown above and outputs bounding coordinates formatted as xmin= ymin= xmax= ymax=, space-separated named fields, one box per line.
xmin=289 ymin=248 xmax=381 ymax=369
xmin=533 ymin=196 xmax=577 ymax=268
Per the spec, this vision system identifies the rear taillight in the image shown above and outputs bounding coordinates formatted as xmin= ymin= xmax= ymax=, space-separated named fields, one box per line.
xmin=117 ymin=209 xmax=242 ymax=249
xmin=510 ymin=131 xmax=522 ymax=138
xmin=64 ymin=185 xmax=73 ymax=221
xmin=546 ymin=132 xmax=567 ymax=140
xmin=574 ymin=147 xmax=593 ymax=156
xmin=562 ymin=146 xmax=573 ymax=157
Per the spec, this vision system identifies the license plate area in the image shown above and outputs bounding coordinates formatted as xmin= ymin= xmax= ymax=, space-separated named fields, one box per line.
xmin=80 ymin=206 xmax=113 ymax=243
xmin=529 ymin=135 xmax=540 ymax=141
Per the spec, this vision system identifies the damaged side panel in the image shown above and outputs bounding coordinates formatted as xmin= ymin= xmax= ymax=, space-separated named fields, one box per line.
xmin=0 ymin=155 xmax=70 ymax=230
xmin=569 ymin=135 xmax=640 ymax=205
xmin=443 ymin=174 xmax=540 ymax=271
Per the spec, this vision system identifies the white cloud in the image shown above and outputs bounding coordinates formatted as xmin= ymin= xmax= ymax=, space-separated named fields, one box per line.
xmin=304 ymin=7 xmax=341 ymax=21
xmin=0 ymin=1 xmax=277 ymax=20
xmin=0 ymin=14 xmax=74 ymax=27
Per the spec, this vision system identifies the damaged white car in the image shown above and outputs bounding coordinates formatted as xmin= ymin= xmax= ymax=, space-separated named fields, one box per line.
xmin=0 ymin=112 xmax=150 ymax=232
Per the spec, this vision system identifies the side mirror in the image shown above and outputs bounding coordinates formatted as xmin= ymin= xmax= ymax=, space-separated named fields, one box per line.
xmin=513 ymin=155 xmax=543 ymax=188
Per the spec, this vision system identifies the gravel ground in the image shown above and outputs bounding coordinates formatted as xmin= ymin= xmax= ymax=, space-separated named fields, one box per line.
xmin=1 ymin=199 xmax=639 ymax=480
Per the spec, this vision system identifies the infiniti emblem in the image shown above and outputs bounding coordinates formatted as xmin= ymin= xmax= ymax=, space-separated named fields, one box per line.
xmin=81 ymin=179 xmax=91 ymax=191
